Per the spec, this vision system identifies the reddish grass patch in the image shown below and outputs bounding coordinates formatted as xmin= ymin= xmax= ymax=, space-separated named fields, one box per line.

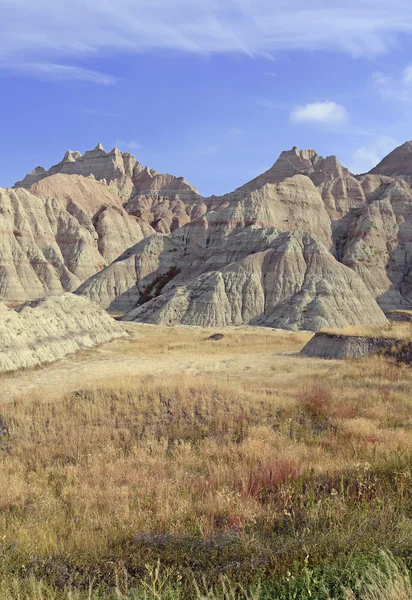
xmin=243 ymin=458 xmax=299 ymax=499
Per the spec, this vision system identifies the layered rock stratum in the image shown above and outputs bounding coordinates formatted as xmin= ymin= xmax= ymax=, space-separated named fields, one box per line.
xmin=0 ymin=293 xmax=125 ymax=372
xmin=2 ymin=145 xmax=203 ymax=301
xmin=7 ymin=140 xmax=412 ymax=330
xmin=15 ymin=143 xmax=204 ymax=235
xmin=300 ymin=331 xmax=412 ymax=362
xmin=369 ymin=141 xmax=412 ymax=178
xmin=122 ymin=230 xmax=387 ymax=330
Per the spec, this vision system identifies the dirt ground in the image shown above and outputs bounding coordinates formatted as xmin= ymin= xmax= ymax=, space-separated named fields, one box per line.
xmin=0 ymin=324 xmax=342 ymax=402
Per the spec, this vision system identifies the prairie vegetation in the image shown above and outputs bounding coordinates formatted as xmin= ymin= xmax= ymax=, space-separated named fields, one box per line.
xmin=322 ymin=321 xmax=412 ymax=340
xmin=0 ymin=325 xmax=411 ymax=598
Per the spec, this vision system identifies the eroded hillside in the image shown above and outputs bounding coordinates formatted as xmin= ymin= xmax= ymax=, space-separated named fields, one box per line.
xmin=6 ymin=141 xmax=412 ymax=329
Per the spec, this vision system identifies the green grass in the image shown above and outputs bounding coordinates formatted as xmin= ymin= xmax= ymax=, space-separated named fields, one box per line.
xmin=0 ymin=553 xmax=411 ymax=599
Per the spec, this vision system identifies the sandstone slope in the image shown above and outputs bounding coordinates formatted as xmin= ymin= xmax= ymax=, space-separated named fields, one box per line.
xmin=369 ymin=141 xmax=412 ymax=178
xmin=0 ymin=180 xmax=151 ymax=302
xmin=230 ymin=145 xmax=412 ymax=311
xmin=1 ymin=145 xmax=203 ymax=302
xmin=300 ymin=331 xmax=412 ymax=362
xmin=0 ymin=293 xmax=126 ymax=372
xmin=75 ymin=149 xmax=391 ymax=330
xmin=122 ymin=230 xmax=387 ymax=330
xmin=16 ymin=143 xmax=205 ymax=234
xmin=10 ymin=140 xmax=412 ymax=330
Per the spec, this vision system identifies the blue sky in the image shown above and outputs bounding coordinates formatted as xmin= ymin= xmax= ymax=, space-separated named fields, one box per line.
xmin=1 ymin=0 xmax=412 ymax=195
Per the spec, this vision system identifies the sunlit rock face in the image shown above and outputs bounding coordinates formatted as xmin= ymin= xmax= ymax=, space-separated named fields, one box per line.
xmin=2 ymin=145 xmax=203 ymax=301
xmin=0 ymin=293 xmax=126 ymax=372
xmin=7 ymin=141 xmax=412 ymax=328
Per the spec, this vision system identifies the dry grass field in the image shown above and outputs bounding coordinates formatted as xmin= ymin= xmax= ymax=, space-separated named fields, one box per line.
xmin=0 ymin=324 xmax=411 ymax=598
xmin=322 ymin=321 xmax=412 ymax=340
xmin=0 ymin=324 xmax=316 ymax=401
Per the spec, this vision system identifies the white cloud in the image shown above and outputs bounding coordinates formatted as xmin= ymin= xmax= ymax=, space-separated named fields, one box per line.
xmin=2 ymin=0 xmax=412 ymax=69
xmin=371 ymin=67 xmax=412 ymax=103
xmin=115 ymin=140 xmax=143 ymax=152
xmin=2 ymin=62 xmax=117 ymax=84
xmin=350 ymin=135 xmax=398 ymax=174
xmin=290 ymin=101 xmax=348 ymax=125
xmin=371 ymin=71 xmax=391 ymax=89
xmin=403 ymin=65 xmax=412 ymax=83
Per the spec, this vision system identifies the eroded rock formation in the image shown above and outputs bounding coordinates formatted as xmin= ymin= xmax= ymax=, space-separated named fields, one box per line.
xmin=0 ymin=293 xmax=126 ymax=372
xmin=1 ymin=145 xmax=203 ymax=301
xmin=300 ymin=331 xmax=412 ymax=361
xmin=9 ymin=140 xmax=412 ymax=330
xmin=122 ymin=230 xmax=387 ymax=330
xmin=15 ymin=143 xmax=205 ymax=234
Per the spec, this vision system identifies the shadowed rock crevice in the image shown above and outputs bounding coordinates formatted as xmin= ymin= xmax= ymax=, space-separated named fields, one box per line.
xmin=138 ymin=266 xmax=181 ymax=306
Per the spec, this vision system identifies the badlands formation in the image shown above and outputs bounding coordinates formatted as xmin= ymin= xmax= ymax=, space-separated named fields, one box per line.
xmin=301 ymin=331 xmax=412 ymax=362
xmin=0 ymin=293 xmax=125 ymax=372
xmin=2 ymin=144 xmax=203 ymax=302
xmin=4 ymin=141 xmax=412 ymax=331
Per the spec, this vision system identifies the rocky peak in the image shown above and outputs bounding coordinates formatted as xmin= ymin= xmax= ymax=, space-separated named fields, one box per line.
xmin=274 ymin=147 xmax=349 ymax=180
xmin=234 ymin=146 xmax=350 ymax=193
xmin=14 ymin=165 xmax=47 ymax=187
xmin=273 ymin=147 xmax=321 ymax=177
xmin=82 ymin=143 xmax=108 ymax=160
xmin=14 ymin=144 xmax=144 ymax=188
xmin=369 ymin=141 xmax=412 ymax=178
xmin=63 ymin=150 xmax=82 ymax=163
xmin=32 ymin=166 xmax=47 ymax=175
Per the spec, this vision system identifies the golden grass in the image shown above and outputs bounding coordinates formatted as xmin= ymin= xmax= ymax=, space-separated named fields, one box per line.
xmin=321 ymin=321 xmax=412 ymax=340
xmin=0 ymin=324 xmax=316 ymax=402
xmin=0 ymin=325 xmax=411 ymax=596
xmin=1 ymin=359 xmax=411 ymax=551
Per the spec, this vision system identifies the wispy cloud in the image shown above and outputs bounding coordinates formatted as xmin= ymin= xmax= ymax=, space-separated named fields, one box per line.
xmin=2 ymin=0 xmax=412 ymax=67
xmin=115 ymin=140 xmax=143 ymax=152
xmin=2 ymin=62 xmax=117 ymax=84
xmin=196 ymin=127 xmax=242 ymax=156
xmin=370 ymin=65 xmax=412 ymax=103
xmin=403 ymin=65 xmax=412 ymax=84
xmin=290 ymin=101 xmax=348 ymax=125
xmin=349 ymin=135 xmax=399 ymax=174
xmin=225 ymin=127 xmax=242 ymax=140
